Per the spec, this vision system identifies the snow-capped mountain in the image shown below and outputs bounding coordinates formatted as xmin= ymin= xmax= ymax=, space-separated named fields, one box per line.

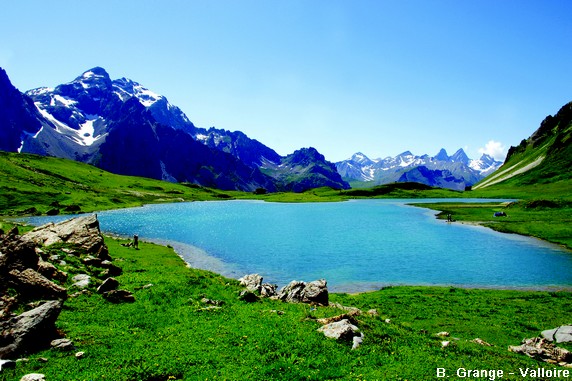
xmin=336 ymin=149 xmax=502 ymax=191
xmin=1 ymin=66 xmax=348 ymax=192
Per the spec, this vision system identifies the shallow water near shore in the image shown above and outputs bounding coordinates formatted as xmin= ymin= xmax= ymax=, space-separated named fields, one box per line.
xmin=23 ymin=199 xmax=572 ymax=292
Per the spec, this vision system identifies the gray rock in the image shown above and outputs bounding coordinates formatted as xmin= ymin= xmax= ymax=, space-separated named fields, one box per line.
xmin=22 ymin=215 xmax=106 ymax=255
xmin=97 ymin=277 xmax=119 ymax=294
xmin=102 ymin=290 xmax=135 ymax=303
xmin=239 ymin=274 xmax=263 ymax=292
xmin=50 ymin=338 xmax=74 ymax=351
xmin=71 ymin=274 xmax=91 ymax=289
xmin=317 ymin=319 xmax=360 ymax=341
xmin=0 ymin=237 xmax=38 ymax=275
xmin=509 ymin=337 xmax=572 ymax=364
xmin=0 ymin=300 xmax=63 ymax=359
xmin=8 ymin=269 xmax=67 ymax=300
xmin=99 ymin=260 xmax=122 ymax=276
xmin=20 ymin=374 xmax=46 ymax=381
xmin=238 ymin=290 xmax=259 ymax=303
xmin=352 ymin=332 xmax=364 ymax=350
xmin=37 ymin=259 xmax=67 ymax=283
xmin=542 ymin=325 xmax=572 ymax=343
xmin=277 ymin=280 xmax=306 ymax=303
xmin=260 ymin=283 xmax=277 ymax=297
xmin=301 ymin=279 xmax=328 ymax=305
xmin=0 ymin=359 xmax=16 ymax=371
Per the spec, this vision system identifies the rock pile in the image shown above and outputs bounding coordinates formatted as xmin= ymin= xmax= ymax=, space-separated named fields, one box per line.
xmin=238 ymin=274 xmax=366 ymax=348
xmin=238 ymin=274 xmax=329 ymax=306
xmin=0 ymin=215 xmax=131 ymax=360
xmin=509 ymin=337 xmax=572 ymax=366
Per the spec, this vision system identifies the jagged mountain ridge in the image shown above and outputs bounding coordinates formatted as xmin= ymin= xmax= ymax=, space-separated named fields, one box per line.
xmin=0 ymin=66 xmax=348 ymax=192
xmin=336 ymin=149 xmax=502 ymax=191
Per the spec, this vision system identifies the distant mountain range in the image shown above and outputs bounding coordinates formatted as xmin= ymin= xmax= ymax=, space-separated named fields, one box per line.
xmin=0 ymin=67 xmax=349 ymax=192
xmin=336 ymin=149 xmax=502 ymax=191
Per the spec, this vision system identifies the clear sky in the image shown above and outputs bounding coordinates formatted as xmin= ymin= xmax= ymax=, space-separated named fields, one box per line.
xmin=2 ymin=1 xmax=571 ymax=162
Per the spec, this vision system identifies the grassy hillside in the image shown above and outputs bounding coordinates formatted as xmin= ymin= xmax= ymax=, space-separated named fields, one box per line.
xmin=474 ymin=101 xmax=572 ymax=190
xmin=0 ymin=151 xmax=243 ymax=216
xmin=2 ymin=236 xmax=571 ymax=381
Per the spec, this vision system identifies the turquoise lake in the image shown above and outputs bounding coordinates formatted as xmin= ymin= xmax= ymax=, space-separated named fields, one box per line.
xmin=24 ymin=199 xmax=572 ymax=292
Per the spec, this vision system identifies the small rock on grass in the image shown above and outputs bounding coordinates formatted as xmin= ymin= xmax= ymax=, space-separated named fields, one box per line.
xmin=20 ymin=374 xmax=46 ymax=381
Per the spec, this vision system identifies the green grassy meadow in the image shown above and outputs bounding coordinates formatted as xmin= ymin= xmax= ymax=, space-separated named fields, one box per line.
xmin=2 ymin=237 xmax=572 ymax=381
xmin=2 ymin=151 xmax=572 ymax=380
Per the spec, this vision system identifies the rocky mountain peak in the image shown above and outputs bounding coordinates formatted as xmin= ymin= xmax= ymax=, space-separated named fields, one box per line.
xmin=450 ymin=148 xmax=470 ymax=165
xmin=434 ymin=148 xmax=449 ymax=161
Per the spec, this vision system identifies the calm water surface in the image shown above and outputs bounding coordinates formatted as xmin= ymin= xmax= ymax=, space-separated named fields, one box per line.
xmin=24 ymin=199 xmax=572 ymax=292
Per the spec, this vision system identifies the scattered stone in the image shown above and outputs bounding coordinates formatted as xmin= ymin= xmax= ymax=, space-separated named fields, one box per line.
xmin=260 ymin=283 xmax=277 ymax=297
xmin=318 ymin=319 xmax=360 ymax=342
xmin=8 ymin=269 xmax=67 ymax=300
xmin=441 ymin=341 xmax=451 ymax=348
xmin=97 ymin=277 xmax=119 ymax=294
xmin=0 ymin=237 xmax=38 ymax=274
xmin=201 ymin=298 xmax=224 ymax=306
xmin=61 ymin=248 xmax=77 ymax=256
xmin=542 ymin=326 xmax=572 ymax=343
xmin=239 ymin=274 xmax=263 ymax=292
xmin=69 ymin=290 xmax=91 ymax=298
xmin=82 ymin=256 xmax=102 ymax=267
xmin=317 ymin=313 xmax=358 ymax=326
xmin=277 ymin=281 xmax=306 ymax=303
xmin=471 ymin=338 xmax=493 ymax=346
xmin=142 ymin=283 xmax=154 ymax=289
xmin=509 ymin=337 xmax=572 ymax=364
xmin=50 ymin=338 xmax=74 ymax=351
xmin=100 ymin=260 xmax=122 ymax=276
xmin=71 ymin=274 xmax=91 ymax=289
xmin=37 ymin=259 xmax=67 ymax=283
xmin=436 ymin=331 xmax=450 ymax=337
xmin=269 ymin=310 xmax=285 ymax=315
xmin=37 ymin=358 xmax=48 ymax=363
xmin=384 ymin=319 xmax=391 ymax=324
xmin=238 ymin=290 xmax=259 ymax=303
xmin=367 ymin=309 xmax=379 ymax=316
xmin=329 ymin=302 xmax=362 ymax=315
xmin=102 ymin=290 xmax=135 ymax=303
xmin=0 ymin=359 xmax=16 ymax=371
xmin=197 ymin=306 xmax=222 ymax=312
xmin=0 ymin=300 xmax=63 ymax=359
xmin=352 ymin=333 xmax=364 ymax=350
xmin=20 ymin=374 xmax=46 ymax=381
xmin=301 ymin=279 xmax=329 ymax=306
xmin=75 ymin=351 xmax=85 ymax=359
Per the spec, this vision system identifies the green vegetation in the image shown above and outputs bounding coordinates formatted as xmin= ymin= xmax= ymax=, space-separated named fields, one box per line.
xmin=418 ymin=175 xmax=572 ymax=250
xmin=0 ymin=151 xmax=245 ymax=216
xmin=1 ymin=147 xmax=571 ymax=379
xmin=2 ymin=237 xmax=572 ymax=381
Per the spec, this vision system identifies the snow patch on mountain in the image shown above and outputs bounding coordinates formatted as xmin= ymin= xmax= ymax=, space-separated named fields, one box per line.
xmin=336 ymin=148 xmax=503 ymax=190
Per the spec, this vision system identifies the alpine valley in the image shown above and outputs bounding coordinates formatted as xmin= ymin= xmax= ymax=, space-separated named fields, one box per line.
xmin=0 ymin=67 xmax=349 ymax=192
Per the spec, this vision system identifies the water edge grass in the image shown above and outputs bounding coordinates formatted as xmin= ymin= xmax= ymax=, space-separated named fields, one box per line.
xmin=1 ymin=236 xmax=572 ymax=380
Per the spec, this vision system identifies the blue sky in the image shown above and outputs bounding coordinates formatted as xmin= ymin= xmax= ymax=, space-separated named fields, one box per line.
xmin=2 ymin=1 xmax=571 ymax=162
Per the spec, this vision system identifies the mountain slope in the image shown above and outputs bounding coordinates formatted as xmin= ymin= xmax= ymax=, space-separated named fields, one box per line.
xmin=261 ymin=147 xmax=350 ymax=192
xmin=0 ymin=66 xmax=346 ymax=192
xmin=0 ymin=68 xmax=44 ymax=152
xmin=474 ymin=101 xmax=572 ymax=189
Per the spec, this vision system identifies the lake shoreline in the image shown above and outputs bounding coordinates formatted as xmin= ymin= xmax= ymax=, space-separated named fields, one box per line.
xmin=10 ymin=197 xmax=572 ymax=293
